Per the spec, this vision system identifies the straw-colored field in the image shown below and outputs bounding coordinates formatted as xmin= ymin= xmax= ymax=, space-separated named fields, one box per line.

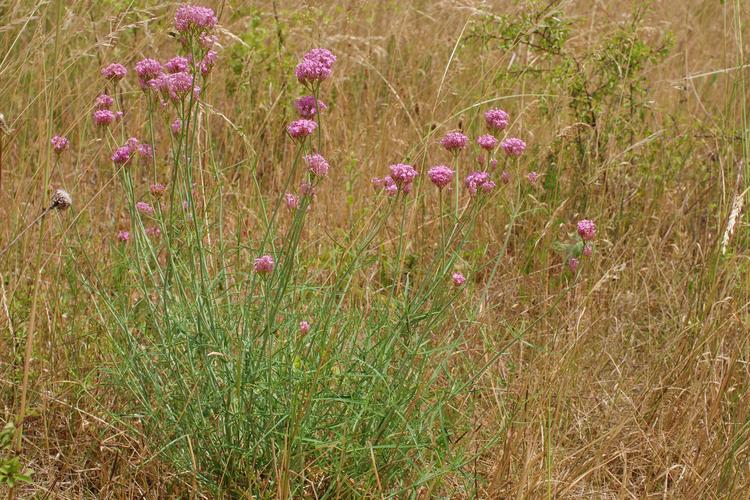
xmin=1 ymin=0 xmax=749 ymax=497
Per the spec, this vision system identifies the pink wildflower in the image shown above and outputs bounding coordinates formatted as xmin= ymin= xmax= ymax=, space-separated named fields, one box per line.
xmin=171 ymin=119 xmax=182 ymax=134
xmin=568 ymin=257 xmax=580 ymax=272
xmin=117 ymin=230 xmax=130 ymax=242
xmin=299 ymin=320 xmax=310 ymax=335
xmin=440 ymin=130 xmax=468 ymax=152
xmin=484 ymin=108 xmax=509 ymax=131
xmin=95 ymin=94 xmax=114 ymax=110
xmin=294 ymin=95 xmax=326 ymax=119
xmin=577 ymin=219 xmax=596 ymax=241
xmin=305 ymin=153 xmax=329 ymax=177
xmin=287 ymin=119 xmax=317 ymax=139
xmin=174 ymin=4 xmax=218 ymax=34
xmin=527 ymin=171 xmax=539 ymax=185
xmin=51 ymin=135 xmax=69 ymax=154
xmin=137 ymin=143 xmax=154 ymax=159
xmin=200 ymin=50 xmax=217 ymax=76
xmin=150 ymin=183 xmax=166 ymax=198
xmin=427 ymin=165 xmax=454 ymax=189
xmin=295 ymin=48 xmax=336 ymax=84
xmin=135 ymin=58 xmax=163 ymax=89
xmin=136 ymin=201 xmax=155 ymax=215
xmin=501 ymin=137 xmax=526 ymax=157
xmin=477 ymin=134 xmax=499 ymax=151
xmin=452 ymin=272 xmax=466 ymax=287
xmin=583 ymin=243 xmax=593 ymax=257
xmin=165 ymin=56 xmax=190 ymax=74
xmin=285 ymin=193 xmax=300 ymax=209
xmin=146 ymin=226 xmax=161 ymax=238
xmin=253 ymin=255 xmax=275 ymax=274
xmin=93 ymin=109 xmax=116 ymax=127
xmin=101 ymin=63 xmax=127 ymax=81
xmin=111 ymin=146 xmax=132 ymax=165
xmin=389 ymin=163 xmax=417 ymax=187
xmin=464 ymin=171 xmax=494 ymax=195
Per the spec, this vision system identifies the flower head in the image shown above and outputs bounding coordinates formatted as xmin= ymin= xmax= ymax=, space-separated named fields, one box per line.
xmin=501 ymin=137 xmax=526 ymax=157
xmin=200 ymin=50 xmax=217 ymax=76
xmin=135 ymin=58 xmax=163 ymax=89
xmin=299 ymin=320 xmax=310 ymax=335
xmin=51 ymin=135 xmax=69 ymax=154
xmin=583 ymin=243 xmax=593 ymax=257
xmin=300 ymin=181 xmax=315 ymax=196
xmin=51 ymin=189 xmax=72 ymax=210
xmin=477 ymin=134 xmax=499 ymax=151
xmin=136 ymin=201 xmax=155 ymax=215
xmin=101 ymin=63 xmax=127 ymax=81
xmin=150 ymin=183 xmax=166 ymax=198
xmin=137 ymin=143 xmax=154 ymax=160
xmin=171 ymin=119 xmax=182 ymax=134
xmin=93 ymin=109 xmax=116 ymax=127
xmin=174 ymin=4 xmax=218 ymax=34
xmin=253 ymin=255 xmax=275 ymax=274
xmin=304 ymin=153 xmax=330 ymax=177
xmin=383 ymin=177 xmax=398 ymax=196
xmin=576 ymin=219 xmax=596 ymax=241
xmin=440 ymin=130 xmax=468 ymax=152
xmin=464 ymin=171 xmax=494 ymax=195
xmin=165 ymin=56 xmax=190 ymax=73
xmin=287 ymin=119 xmax=317 ymax=139
xmin=146 ymin=226 xmax=161 ymax=238
xmin=452 ymin=272 xmax=466 ymax=287
xmin=111 ymin=145 xmax=132 ymax=165
xmin=427 ymin=165 xmax=454 ymax=189
xmin=568 ymin=257 xmax=580 ymax=272
xmin=389 ymin=163 xmax=418 ymax=187
xmin=95 ymin=94 xmax=114 ymax=110
xmin=527 ymin=171 xmax=539 ymax=185
xmin=117 ymin=230 xmax=130 ymax=242
xmin=165 ymin=72 xmax=194 ymax=101
xmin=484 ymin=108 xmax=510 ymax=131
xmin=294 ymin=95 xmax=327 ymax=119
xmin=295 ymin=48 xmax=336 ymax=84
xmin=284 ymin=193 xmax=300 ymax=209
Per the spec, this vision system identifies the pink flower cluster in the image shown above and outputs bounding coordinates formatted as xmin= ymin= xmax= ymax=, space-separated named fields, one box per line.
xmin=484 ymin=108 xmax=509 ymax=131
xmin=294 ymin=96 xmax=326 ymax=119
xmin=501 ymin=137 xmax=526 ymax=157
xmin=253 ymin=255 xmax=275 ymax=274
xmin=464 ymin=171 xmax=495 ymax=195
xmin=577 ymin=219 xmax=596 ymax=241
xmin=295 ymin=48 xmax=336 ymax=85
xmin=93 ymin=109 xmax=120 ymax=127
xmin=285 ymin=193 xmax=300 ymax=210
xmin=101 ymin=63 xmax=127 ymax=81
xmin=165 ymin=56 xmax=190 ymax=73
xmin=95 ymin=94 xmax=114 ymax=109
xmin=452 ymin=272 xmax=466 ymax=287
xmin=150 ymin=183 xmax=166 ymax=198
xmin=287 ymin=119 xmax=317 ymax=139
xmin=305 ymin=153 xmax=329 ymax=177
xmin=440 ymin=130 xmax=468 ymax=152
xmin=51 ymin=135 xmax=69 ymax=154
xmin=299 ymin=321 xmax=311 ymax=335
xmin=136 ymin=201 xmax=154 ymax=215
xmin=174 ymin=4 xmax=218 ymax=34
xmin=117 ymin=230 xmax=130 ymax=242
xmin=135 ymin=58 xmax=163 ymax=89
xmin=476 ymin=134 xmax=498 ymax=151
xmin=427 ymin=165 xmax=454 ymax=189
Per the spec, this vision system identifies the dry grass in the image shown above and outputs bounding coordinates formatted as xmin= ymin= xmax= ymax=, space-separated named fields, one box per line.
xmin=1 ymin=0 xmax=750 ymax=497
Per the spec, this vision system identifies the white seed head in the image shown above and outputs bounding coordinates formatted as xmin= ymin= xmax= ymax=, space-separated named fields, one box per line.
xmin=51 ymin=189 xmax=72 ymax=210
xmin=0 ymin=113 xmax=10 ymax=134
